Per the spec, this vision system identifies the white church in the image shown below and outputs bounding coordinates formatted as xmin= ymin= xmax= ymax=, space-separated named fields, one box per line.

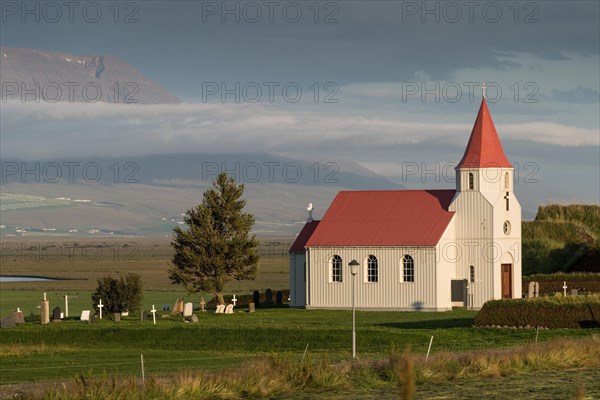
xmin=289 ymin=97 xmax=521 ymax=311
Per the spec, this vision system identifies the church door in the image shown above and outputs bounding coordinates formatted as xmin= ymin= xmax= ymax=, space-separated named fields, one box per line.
xmin=501 ymin=264 xmax=512 ymax=299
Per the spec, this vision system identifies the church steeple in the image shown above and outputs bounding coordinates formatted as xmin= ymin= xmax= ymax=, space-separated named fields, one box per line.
xmin=457 ymin=97 xmax=512 ymax=169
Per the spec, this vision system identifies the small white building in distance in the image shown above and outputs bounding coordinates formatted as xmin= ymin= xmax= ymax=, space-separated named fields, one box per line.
xmin=289 ymin=98 xmax=521 ymax=311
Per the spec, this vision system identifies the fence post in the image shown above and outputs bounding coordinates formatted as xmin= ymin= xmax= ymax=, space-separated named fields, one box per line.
xmin=425 ymin=336 xmax=434 ymax=362
xmin=140 ymin=354 xmax=145 ymax=385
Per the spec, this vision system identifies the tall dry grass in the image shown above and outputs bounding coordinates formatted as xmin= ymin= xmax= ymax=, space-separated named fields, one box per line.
xmin=28 ymin=335 xmax=600 ymax=400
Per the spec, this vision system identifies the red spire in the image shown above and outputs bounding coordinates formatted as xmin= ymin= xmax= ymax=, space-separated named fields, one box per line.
xmin=457 ymin=98 xmax=512 ymax=168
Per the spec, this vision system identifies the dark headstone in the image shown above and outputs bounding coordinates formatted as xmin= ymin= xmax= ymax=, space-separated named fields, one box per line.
xmin=12 ymin=311 xmax=25 ymax=324
xmin=163 ymin=304 xmax=170 ymax=311
xmin=249 ymin=302 xmax=255 ymax=313
xmin=253 ymin=290 xmax=260 ymax=307
xmin=112 ymin=313 xmax=121 ymax=322
xmin=89 ymin=314 xmax=96 ymax=324
xmin=266 ymin=288 xmax=273 ymax=304
xmin=52 ymin=306 xmax=62 ymax=321
xmin=276 ymin=291 xmax=283 ymax=304
xmin=141 ymin=311 xmax=148 ymax=321
xmin=1 ymin=316 xmax=16 ymax=328
xmin=191 ymin=314 xmax=198 ymax=323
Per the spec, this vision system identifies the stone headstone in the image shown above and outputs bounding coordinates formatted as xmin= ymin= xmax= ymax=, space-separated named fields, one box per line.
xmin=276 ymin=291 xmax=283 ymax=304
xmin=249 ymin=302 xmax=255 ymax=313
xmin=141 ymin=311 xmax=148 ymax=321
xmin=1 ymin=316 xmax=16 ymax=328
xmin=183 ymin=302 xmax=194 ymax=317
xmin=571 ymin=288 xmax=578 ymax=296
xmin=191 ymin=314 xmax=198 ymax=323
xmin=225 ymin=304 xmax=234 ymax=314
xmin=80 ymin=310 xmax=91 ymax=321
xmin=52 ymin=306 xmax=62 ymax=322
xmin=266 ymin=288 xmax=273 ymax=304
xmin=112 ymin=313 xmax=121 ymax=322
xmin=215 ymin=304 xmax=225 ymax=314
xmin=253 ymin=290 xmax=260 ymax=307
xmin=163 ymin=304 xmax=170 ymax=311
xmin=200 ymin=298 xmax=207 ymax=313
xmin=12 ymin=311 xmax=24 ymax=324
xmin=528 ymin=281 xmax=539 ymax=298
xmin=41 ymin=296 xmax=50 ymax=325
xmin=172 ymin=298 xmax=184 ymax=315
xmin=89 ymin=314 xmax=96 ymax=324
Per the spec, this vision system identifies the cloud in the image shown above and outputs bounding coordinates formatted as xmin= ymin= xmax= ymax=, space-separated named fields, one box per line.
xmin=1 ymin=101 xmax=597 ymax=160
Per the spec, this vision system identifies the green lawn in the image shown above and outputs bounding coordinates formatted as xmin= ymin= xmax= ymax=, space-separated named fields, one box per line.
xmin=0 ymin=307 xmax=594 ymax=385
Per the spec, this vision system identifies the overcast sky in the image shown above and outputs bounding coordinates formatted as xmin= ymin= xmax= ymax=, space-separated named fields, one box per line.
xmin=1 ymin=1 xmax=599 ymax=206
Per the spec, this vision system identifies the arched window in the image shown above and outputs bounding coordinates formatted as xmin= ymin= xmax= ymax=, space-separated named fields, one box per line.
xmin=403 ymin=254 xmax=414 ymax=282
xmin=468 ymin=173 xmax=474 ymax=190
xmin=367 ymin=255 xmax=378 ymax=282
xmin=469 ymin=265 xmax=475 ymax=283
xmin=504 ymin=172 xmax=510 ymax=190
xmin=331 ymin=255 xmax=342 ymax=282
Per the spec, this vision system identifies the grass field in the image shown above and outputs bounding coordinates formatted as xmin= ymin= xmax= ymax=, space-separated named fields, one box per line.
xmin=2 ymin=236 xmax=600 ymax=399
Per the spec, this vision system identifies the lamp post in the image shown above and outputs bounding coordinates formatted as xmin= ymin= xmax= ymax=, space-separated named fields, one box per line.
xmin=349 ymin=259 xmax=359 ymax=359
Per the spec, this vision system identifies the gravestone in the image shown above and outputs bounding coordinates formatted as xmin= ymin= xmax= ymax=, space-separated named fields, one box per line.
xmin=276 ymin=291 xmax=283 ymax=304
xmin=40 ymin=293 xmax=50 ymax=325
xmin=225 ymin=304 xmax=234 ymax=314
xmin=52 ymin=306 xmax=62 ymax=322
xmin=249 ymin=302 xmax=255 ymax=313
xmin=253 ymin=290 xmax=260 ymax=307
xmin=141 ymin=311 xmax=148 ymax=321
xmin=266 ymin=289 xmax=273 ymax=304
xmin=191 ymin=314 xmax=198 ymax=323
xmin=200 ymin=298 xmax=207 ymax=313
xmin=528 ymin=281 xmax=539 ymax=298
xmin=80 ymin=310 xmax=91 ymax=321
xmin=571 ymin=289 xmax=578 ymax=296
xmin=215 ymin=304 xmax=225 ymax=314
xmin=163 ymin=304 xmax=170 ymax=311
xmin=112 ymin=313 xmax=121 ymax=322
xmin=12 ymin=310 xmax=24 ymax=324
xmin=183 ymin=302 xmax=194 ymax=317
xmin=89 ymin=314 xmax=96 ymax=324
xmin=172 ymin=298 xmax=184 ymax=315
xmin=1 ymin=316 xmax=16 ymax=328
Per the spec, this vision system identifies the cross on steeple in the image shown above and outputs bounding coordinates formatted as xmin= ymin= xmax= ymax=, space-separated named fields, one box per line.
xmin=481 ymin=82 xmax=488 ymax=99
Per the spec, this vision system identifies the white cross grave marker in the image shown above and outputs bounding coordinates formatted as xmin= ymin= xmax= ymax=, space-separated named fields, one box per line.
xmin=97 ymin=299 xmax=104 ymax=319
xmin=232 ymin=295 xmax=237 ymax=307
xmin=151 ymin=305 xmax=157 ymax=325
xmin=563 ymin=281 xmax=568 ymax=297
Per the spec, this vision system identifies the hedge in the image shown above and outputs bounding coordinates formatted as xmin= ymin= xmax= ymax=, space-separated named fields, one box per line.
xmin=523 ymin=273 xmax=600 ymax=296
xmin=474 ymin=295 xmax=600 ymax=329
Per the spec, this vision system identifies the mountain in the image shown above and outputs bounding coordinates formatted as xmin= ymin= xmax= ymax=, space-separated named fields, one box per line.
xmin=0 ymin=47 xmax=181 ymax=104
xmin=0 ymin=154 xmax=405 ymax=237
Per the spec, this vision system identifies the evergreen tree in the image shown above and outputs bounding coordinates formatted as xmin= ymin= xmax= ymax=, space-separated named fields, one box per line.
xmin=168 ymin=172 xmax=259 ymax=304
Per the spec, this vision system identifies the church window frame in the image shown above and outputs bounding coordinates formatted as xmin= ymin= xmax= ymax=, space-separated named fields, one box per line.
xmin=367 ymin=255 xmax=378 ymax=283
xmin=330 ymin=255 xmax=342 ymax=283
xmin=469 ymin=265 xmax=475 ymax=283
xmin=402 ymin=254 xmax=414 ymax=282
xmin=468 ymin=173 xmax=474 ymax=190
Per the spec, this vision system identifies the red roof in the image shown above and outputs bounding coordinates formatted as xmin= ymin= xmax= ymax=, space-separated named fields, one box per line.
xmin=305 ymin=190 xmax=455 ymax=247
xmin=289 ymin=220 xmax=320 ymax=252
xmin=457 ymin=98 xmax=512 ymax=168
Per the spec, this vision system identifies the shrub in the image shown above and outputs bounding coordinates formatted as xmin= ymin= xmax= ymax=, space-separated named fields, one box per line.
xmin=473 ymin=294 xmax=600 ymax=329
xmin=91 ymin=273 xmax=143 ymax=313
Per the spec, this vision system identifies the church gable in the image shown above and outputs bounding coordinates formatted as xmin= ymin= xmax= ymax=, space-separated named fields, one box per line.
xmin=305 ymin=189 xmax=455 ymax=247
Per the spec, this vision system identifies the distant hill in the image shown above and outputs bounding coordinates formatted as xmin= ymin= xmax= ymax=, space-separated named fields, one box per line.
xmin=0 ymin=153 xmax=405 ymax=237
xmin=523 ymin=204 xmax=600 ymax=274
xmin=0 ymin=47 xmax=181 ymax=104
